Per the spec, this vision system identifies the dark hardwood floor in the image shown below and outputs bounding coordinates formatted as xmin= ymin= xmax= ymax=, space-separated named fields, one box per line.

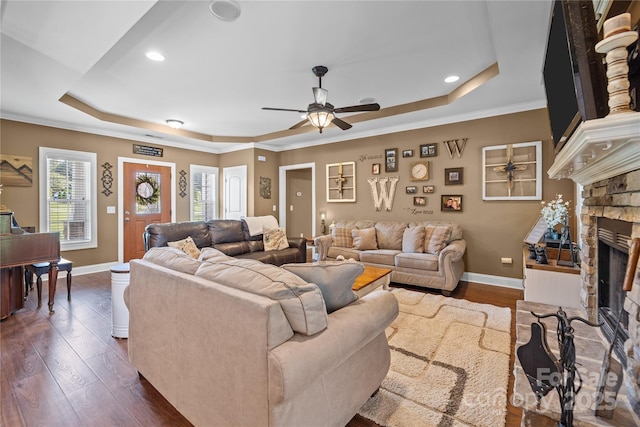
xmin=1 ymin=271 xmax=523 ymax=426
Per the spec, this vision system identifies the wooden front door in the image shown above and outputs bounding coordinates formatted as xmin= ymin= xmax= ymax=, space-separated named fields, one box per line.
xmin=123 ymin=163 xmax=171 ymax=262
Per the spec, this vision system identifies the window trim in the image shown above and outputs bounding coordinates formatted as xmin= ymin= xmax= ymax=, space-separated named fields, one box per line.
xmin=190 ymin=164 xmax=218 ymax=221
xmin=39 ymin=147 xmax=98 ymax=251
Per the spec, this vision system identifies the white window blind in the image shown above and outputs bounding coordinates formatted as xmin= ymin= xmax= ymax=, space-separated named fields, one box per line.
xmin=190 ymin=165 xmax=218 ymax=221
xmin=39 ymin=147 xmax=97 ymax=250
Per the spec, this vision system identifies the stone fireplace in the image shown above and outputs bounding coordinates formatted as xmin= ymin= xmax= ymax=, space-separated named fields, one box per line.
xmin=549 ymin=111 xmax=640 ymax=416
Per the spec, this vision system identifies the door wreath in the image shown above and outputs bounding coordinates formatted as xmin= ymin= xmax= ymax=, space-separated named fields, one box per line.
xmin=135 ymin=174 xmax=160 ymax=206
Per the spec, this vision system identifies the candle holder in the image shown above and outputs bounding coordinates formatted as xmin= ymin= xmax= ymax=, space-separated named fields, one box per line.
xmin=595 ymin=13 xmax=639 ymax=114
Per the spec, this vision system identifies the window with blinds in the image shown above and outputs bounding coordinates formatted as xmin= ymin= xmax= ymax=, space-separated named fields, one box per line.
xmin=39 ymin=147 xmax=97 ymax=250
xmin=190 ymin=165 xmax=218 ymax=221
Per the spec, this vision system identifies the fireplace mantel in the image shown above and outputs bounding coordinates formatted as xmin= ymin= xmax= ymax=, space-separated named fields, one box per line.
xmin=547 ymin=112 xmax=640 ymax=185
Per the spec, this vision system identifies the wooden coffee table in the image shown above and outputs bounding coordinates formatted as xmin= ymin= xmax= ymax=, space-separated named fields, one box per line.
xmin=352 ymin=266 xmax=392 ymax=297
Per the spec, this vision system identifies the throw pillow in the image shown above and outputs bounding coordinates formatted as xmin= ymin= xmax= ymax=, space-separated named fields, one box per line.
xmin=167 ymin=236 xmax=201 ymax=258
xmin=263 ymin=227 xmax=289 ymax=251
xmin=331 ymin=227 xmax=353 ymax=248
xmin=195 ymin=258 xmax=327 ymax=335
xmin=424 ymin=224 xmax=452 ymax=255
xmin=143 ymin=247 xmax=202 ymax=275
xmin=281 ymin=262 xmax=364 ymax=313
xmin=402 ymin=225 xmax=425 ymax=253
xmin=352 ymin=227 xmax=378 ymax=250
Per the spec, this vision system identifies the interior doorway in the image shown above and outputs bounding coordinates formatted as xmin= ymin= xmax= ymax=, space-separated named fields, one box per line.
xmin=279 ymin=162 xmax=315 ymax=238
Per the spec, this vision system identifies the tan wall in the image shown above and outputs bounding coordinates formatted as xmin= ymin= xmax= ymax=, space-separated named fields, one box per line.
xmin=279 ymin=109 xmax=575 ymax=279
xmin=0 ymin=119 xmax=218 ymax=266
xmin=253 ymin=148 xmax=280 ymax=218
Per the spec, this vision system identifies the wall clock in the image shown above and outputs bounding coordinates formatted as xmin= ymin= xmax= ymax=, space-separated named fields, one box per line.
xmin=410 ymin=161 xmax=429 ymax=181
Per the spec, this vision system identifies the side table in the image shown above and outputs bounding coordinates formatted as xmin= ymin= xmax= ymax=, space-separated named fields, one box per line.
xmin=110 ymin=263 xmax=130 ymax=338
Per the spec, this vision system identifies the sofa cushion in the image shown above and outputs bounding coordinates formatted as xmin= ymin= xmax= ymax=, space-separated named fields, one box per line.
xmin=360 ymin=250 xmax=400 ymax=266
xmin=143 ymin=247 xmax=203 ymax=275
xmin=263 ymin=227 xmax=289 ymax=251
xmin=195 ymin=259 xmax=327 ymax=335
xmin=374 ymin=222 xmax=407 ymax=250
xmin=198 ymin=247 xmax=233 ymax=262
xmin=395 ymin=252 xmax=439 ymax=271
xmin=167 ymin=236 xmax=201 ymax=258
xmin=331 ymin=227 xmax=353 ymax=248
xmin=208 ymin=220 xmax=245 ymax=244
xmin=409 ymin=221 xmax=463 ymax=242
xmin=424 ymin=224 xmax=452 ymax=255
xmin=327 ymin=246 xmax=361 ymax=261
xmin=145 ymin=221 xmax=211 ymax=249
xmin=402 ymin=225 xmax=425 ymax=253
xmin=334 ymin=220 xmax=375 ymax=230
xmin=281 ymin=261 xmax=363 ymax=313
xmin=213 ymin=241 xmax=251 ymax=256
xmin=352 ymin=227 xmax=378 ymax=250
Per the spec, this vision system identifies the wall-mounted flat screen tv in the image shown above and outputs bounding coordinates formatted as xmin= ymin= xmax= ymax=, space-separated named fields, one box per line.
xmin=543 ymin=0 xmax=608 ymax=151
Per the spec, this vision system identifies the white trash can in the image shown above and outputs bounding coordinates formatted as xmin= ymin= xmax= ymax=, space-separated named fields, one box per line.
xmin=111 ymin=262 xmax=130 ymax=338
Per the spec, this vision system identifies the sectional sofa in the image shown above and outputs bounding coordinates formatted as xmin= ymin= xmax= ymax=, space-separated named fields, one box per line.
xmin=314 ymin=220 xmax=466 ymax=295
xmin=126 ymin=246 xmax=399 ymax=426
xmin=144 ymin=218 xmax=306 ymax=265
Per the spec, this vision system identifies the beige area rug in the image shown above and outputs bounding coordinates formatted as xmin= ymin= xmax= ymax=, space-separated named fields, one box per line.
xmin=358 ymin=288 xmax=512 ymax=427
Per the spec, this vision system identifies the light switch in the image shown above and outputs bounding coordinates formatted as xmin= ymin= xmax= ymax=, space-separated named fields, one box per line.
xmin=107 ymin=206 xmax=116 ymax=214
xmin=290 ymin=205 xmax=294 ymax=211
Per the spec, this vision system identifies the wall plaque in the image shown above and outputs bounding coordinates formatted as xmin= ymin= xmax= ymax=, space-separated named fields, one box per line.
xmin=133 ymin=144 xmax=163 ymax=157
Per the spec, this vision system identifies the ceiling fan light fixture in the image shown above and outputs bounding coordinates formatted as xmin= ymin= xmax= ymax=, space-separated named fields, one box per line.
xmin=209 ymin=0 xmax=241 ymax=21
xmin=307 ymin=109 xmax=334 ymax=133
xmin=166 ymin=119 xmax=184 ymax=129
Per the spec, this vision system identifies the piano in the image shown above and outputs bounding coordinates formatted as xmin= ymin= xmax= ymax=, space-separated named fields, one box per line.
xmin=0 ymin=211 xmax=60 ymax=319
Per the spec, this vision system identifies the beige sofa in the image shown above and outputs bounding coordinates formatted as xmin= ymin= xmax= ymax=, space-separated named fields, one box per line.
xmin=314 ymin=220 xmax=466 ymax=295
xmin=126 ymin=247 xmax=398 ymax=427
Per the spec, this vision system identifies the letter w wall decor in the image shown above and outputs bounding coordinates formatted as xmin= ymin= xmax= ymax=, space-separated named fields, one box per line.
xmin=367 ymin=177 xmax=399 ymax=211
xmin=443 ymin=138 xmax=468 ymax=159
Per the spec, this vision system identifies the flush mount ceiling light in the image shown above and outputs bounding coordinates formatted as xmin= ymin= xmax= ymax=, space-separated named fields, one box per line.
xmin=166 ymin=119 xmax=184 ymax=129
xmin=146 ymin=51 xmax=165 ymax=62
xmin=209 ymin=0 xmax=241 ymax=21
xmin=444 ymin=75 xmax=460 ymax=83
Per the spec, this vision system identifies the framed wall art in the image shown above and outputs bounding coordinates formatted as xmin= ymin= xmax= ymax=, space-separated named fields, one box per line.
xmin=420 ymin=143 xmax=438 ymax=157
xmin=402 ymin=149 xmax=414 ymax=158
xmin=482 ymin=141 xmax=541 ymax=200
xmin=444 ymin=167 xmax=464 ymax=185
xmin=406 ymin=186 xmax=417 ymax=194
xmin=413 ymin=196 xmax=426 ymax=206
xmin=385 ymin=148 xmax=398 ymax=172
xmin=423 ymin=185 xmax=434 ymax=193
xmin=442 ymin=195 xmax=463 ymax=211
xmin=326 ymin=161 xmax=356 ymax=202
xmin=372 ymin=163 xmax=381 ymax=175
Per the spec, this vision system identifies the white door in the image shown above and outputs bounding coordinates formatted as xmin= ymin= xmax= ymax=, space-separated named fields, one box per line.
xmin=223 ymin=165 xmax=247 ymax=219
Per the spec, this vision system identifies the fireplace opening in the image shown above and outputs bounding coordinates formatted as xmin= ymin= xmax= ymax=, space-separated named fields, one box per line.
xmin=597 ymin=217 xmax=632 ymax=368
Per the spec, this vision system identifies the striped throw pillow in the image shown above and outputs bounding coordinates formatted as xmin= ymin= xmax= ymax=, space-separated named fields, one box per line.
xmin=424 ymin=224 xmax=452 ymax=255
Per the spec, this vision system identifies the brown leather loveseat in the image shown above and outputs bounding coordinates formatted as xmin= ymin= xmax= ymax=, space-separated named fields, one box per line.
xmin=143 ymin=219 xmax=306 ymax=266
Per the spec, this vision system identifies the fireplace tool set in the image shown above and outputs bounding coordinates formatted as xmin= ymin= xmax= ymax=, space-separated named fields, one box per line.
xmin=517 ymin=237 xmax=640 ymax=427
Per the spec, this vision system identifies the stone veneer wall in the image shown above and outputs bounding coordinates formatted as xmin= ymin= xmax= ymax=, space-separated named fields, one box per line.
xmin=580 ymin=168 xmax=640 ymax=411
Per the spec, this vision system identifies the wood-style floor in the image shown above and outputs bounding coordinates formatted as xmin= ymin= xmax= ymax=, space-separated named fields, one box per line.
xmin=1 ymin=271 xmax=523 ymax=427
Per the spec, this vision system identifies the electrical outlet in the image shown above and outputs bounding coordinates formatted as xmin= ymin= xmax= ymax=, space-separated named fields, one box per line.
xmin=501 ymin=257 xmax=513 ymax=264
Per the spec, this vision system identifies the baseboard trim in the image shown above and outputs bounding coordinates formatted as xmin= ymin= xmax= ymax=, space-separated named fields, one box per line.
xmin=461 ymin=272 xmax=523 ymax=290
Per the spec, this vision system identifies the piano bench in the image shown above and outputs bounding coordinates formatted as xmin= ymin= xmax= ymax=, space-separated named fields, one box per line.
xmin=25 ymin=258 xmax=73 ymax=304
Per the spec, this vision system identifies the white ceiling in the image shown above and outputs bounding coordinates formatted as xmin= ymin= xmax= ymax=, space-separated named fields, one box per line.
xmin=0 ymin=0 xmax=553 ymax=153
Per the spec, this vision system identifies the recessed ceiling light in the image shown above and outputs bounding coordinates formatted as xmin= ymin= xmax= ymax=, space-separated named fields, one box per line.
xmin=146 ymin=51 xmax=165 ymax=62
xmin=209 ymin=0 xmax=241 ymax=21
xmin=166 ymin=119 xmax=184 ymax=129
xmin=444 ymin=75 xmax=460 ymax=83
xmin=359 ymin=97 xmax=376 ymax=104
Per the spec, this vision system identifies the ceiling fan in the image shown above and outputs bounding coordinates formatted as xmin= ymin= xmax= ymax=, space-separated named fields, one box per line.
xmin=262 ymin=65 xmax=381 ymax=133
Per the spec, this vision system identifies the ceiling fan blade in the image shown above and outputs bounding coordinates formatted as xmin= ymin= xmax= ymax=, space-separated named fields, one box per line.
xmin=334 ymin=103 xmax=380 ymax=114
xmin=332 ymin=117 xmax=352 ymax=130
xmin=312 ymin=87 xmax=328 ymax=106
xmin=262 ymin=107 xmax=308 ymax=113
xmin=289 ymin=118 xmax=309 ymax=130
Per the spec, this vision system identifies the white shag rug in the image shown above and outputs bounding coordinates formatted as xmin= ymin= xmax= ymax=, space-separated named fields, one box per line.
xmin=358 ymin=288 xmax=512 ymax=427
